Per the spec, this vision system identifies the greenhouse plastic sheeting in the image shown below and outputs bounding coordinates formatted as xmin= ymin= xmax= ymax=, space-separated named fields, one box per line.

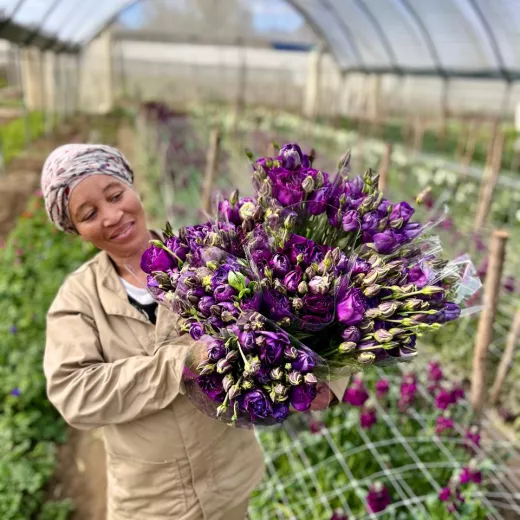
xmin=0 ymin=0 xmax=519 ymax=80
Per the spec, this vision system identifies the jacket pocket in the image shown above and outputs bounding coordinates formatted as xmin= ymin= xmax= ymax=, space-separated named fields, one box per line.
xmin=107 ymin=453 xmax=187 ymax=517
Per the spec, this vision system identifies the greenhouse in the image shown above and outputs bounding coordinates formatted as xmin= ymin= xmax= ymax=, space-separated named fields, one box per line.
xmin=0 ymin=1 xmax=519 ymax=519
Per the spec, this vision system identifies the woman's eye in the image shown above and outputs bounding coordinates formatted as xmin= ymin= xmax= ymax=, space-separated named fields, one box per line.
xmin=83 ymin=210 xmax=96 ymax=221
xmin=110 ymin=192 xmax=123 ymax=202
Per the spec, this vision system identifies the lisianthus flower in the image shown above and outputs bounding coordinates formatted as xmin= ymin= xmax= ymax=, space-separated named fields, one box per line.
xmin=366 ymin=482 xmax=391 ymax=513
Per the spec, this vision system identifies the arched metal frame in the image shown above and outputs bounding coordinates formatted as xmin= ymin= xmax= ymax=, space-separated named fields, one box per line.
xmin=0 ymin=0 xmax=519 ymax=81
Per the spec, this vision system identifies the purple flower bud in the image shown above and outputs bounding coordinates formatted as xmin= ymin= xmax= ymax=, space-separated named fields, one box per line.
xmin=270 ymin=367 xmax=284 ymax=380
xmin=189 ymin=322 xmax=204 ymax=341
xmin=216 ymin=358 xmax=232 ymax=374
xmin=375 ymin=379 xmax=389 ymax=398
xmin=214 ymin=284 xmax=237 ymax=302
xmin=342 ymin=210 xmax=360 ymax=233
xmin=389 ymin=202 xmax=414 ymax=228
xmin=272 ymin=402 xmax=290 ymax=423
xmin=343 ymin=383 xmax=369 ymax=407
xmin=361 ymin=211 xmax=379 ymax=233
xmin=307 ymin=187 xmax=330 ymax=215
xmin=283 ymin=269 xmax=303 ymax=293
xmin=284 ymin=345 xmax=298 ymax=359
xmin=407 ymin=265 xmax=428 ymax=288
xmin=304 ymin=373 xmax=318 ymax=384
xmin=258 ymin=330 xmax=289 ymax=366
xmin=241 ymin=389 xmax=273 ymax=421
xmin=288 ymin=370 xmax=303 ymax=386
xmin=292 ymin=350 xmax=316 ymax=372
xmin=198 ymin=296 xmax=215 ymax=317
xmin=140 ymin=245 xmax=175 ymax=274
xmin=197 ymin=373 xmax=225 ymax=402
xmin=308 ymin=276 xmax=330 ymax=295
xmin=207 ymin=339 xmax=227 ymax=361
xmin=284 ymin=234 xmax=314 ymax=265
xmin=238 ymin=330 xmax=257 ymax=353
xmin=366 ymin=483 xmax=391 ymax=513
xmin=401 ymin=222 xmax=422 ymax=241
xmin=360 ymin=407 xmax=377 ymax=429
xmin=222 ymin=374 xmax=234 ymax=392
xmin=436 ymin=415 xmax=454 ymax=434
xmin=373 ymin=231 xmax=398 ymax=254
xmin=218 ymin=199 xmax=240 ymax=224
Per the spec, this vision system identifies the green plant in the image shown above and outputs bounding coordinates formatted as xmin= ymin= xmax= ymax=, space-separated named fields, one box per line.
xmin=0 ymin=112 xmax=45 ymax=164
xmin=0 ymin=194 xmax=95 ymax=518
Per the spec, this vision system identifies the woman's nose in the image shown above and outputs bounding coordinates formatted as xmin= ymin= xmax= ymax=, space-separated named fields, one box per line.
xmin=102 ymin=206 xmax=124 ymax=227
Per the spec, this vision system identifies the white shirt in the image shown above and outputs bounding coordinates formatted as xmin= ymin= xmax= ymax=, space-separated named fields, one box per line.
xmin=119 ymin=277 xmax=156 ymax=305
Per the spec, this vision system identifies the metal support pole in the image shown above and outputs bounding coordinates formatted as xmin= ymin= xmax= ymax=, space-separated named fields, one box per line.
xmin=16 ymin=45 xmax=31 ymax=148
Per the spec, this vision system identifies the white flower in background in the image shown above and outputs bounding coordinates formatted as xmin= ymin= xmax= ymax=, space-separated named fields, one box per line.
xmin=515 ymin=209 xmax=520 ymax=223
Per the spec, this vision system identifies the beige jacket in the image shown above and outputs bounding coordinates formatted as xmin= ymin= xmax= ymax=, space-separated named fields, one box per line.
xmin=44 ymin=251 xmax=265 ymax=520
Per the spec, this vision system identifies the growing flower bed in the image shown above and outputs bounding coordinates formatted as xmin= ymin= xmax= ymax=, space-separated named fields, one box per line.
xmin=249 ymin=362 xmax=517 ymax=519
xmin=0 ymin=192 xmax=95 ymax=519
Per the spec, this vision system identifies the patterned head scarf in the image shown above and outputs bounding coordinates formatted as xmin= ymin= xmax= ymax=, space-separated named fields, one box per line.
xmin=41 ymin=144 xmax=134 ymax=234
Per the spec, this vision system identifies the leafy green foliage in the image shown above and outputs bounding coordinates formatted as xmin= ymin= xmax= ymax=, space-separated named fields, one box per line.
xmin=0 ymin=194 xmax=95 ymax=518
xmin=0 ymin=112 xmax=46 ymax=164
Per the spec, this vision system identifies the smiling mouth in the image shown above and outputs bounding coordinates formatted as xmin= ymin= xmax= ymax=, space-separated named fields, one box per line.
xmin=110 ymin=222 xmax=134 ymax=240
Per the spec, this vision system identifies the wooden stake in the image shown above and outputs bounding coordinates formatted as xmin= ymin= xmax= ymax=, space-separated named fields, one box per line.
xmin=470 ymin=229 xmax=509 ymax=418
xmin=378 ymin=143 xmax=392 ymax=194
xmin=490 ymin=309 xmax=520 ymax=405
xmin=200 ymin=128 xmax=221 ymax=216
xmin=473 ymin=132 xmax=505 ymax=233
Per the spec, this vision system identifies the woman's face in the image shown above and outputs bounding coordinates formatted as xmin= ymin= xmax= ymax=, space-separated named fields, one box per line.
xmin=68 ymin=175 xmax=148 ymax=258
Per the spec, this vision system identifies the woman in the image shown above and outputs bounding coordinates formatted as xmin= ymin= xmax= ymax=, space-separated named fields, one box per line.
xmin=42 ymin=144 xmax=346 ymax=519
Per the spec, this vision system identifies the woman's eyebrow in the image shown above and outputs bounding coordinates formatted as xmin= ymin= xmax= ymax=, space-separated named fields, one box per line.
xmin=103 ymin=182 xmax=122 ymax=193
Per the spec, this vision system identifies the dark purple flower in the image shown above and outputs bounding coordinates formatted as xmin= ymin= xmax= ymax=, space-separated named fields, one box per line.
xmin=309 ymin=245 xmax=330 ymax=265
xmin=279 ymin=143 xmax=309 ymax=169
xmin=198 ymin=296 xmax=215 ymax=317
xmin=270 ymin=254 xmax=291 ymax=277
xmin=307 ymin=187 xmax=330 ymax=215
xmin=438 ymin=302 xmax=461 ymax=323
xmin=284 ymin=235 xmax=314 ymax=265
xmin=345 ymin=177 xmax=363 ymax=198
xmin=140 ymin=245 xmax=174 ymax=274
xmin=284 ymin=269 xmax=303 ymax=293
xmin=258 ymin=331 xmax=289 ymax=366
xmin=255 ymin=368 xmax=272 ymax=384
xmin=268 ymin=168 xmax=305 ymax=206
xmin=189 ymin=322 xmax=204 ymax=341
xmin=218 ymin=301 xmax=239 ymax=319
xmin=242 ymin=389 xmax=273 ymax=421
xmin=240 ymin=293 xmax=262 ymax=312
xmin=211 ymin=265 xmax=234 ymax=289
xmin=407 ymin=265 xmax=428 ymax=288
xmin=214 ymin=284 xmax=237 ymax=302
xmin=9 ymin=325 xmax=17 ymax=334
xmin=292 ymin=350 xmax=316 ymax=372
xmin=377 ymin=199 xmax=391 ymax=216
xmin=251 ymin=247 xmax=273 ymax=269
xmin=351 ymin=258 xmax=371 ymax=275
xmin=198 ymin=373 xmax=225 ymax=402
xmin=165 ymin=236 xmax=189 ymax=262
xmin=373 ymin=231 xmax=398 ymax=254
xmin=218 ymin=199 xmax=240 ymax=224
xmin=361 ymin=211 xmax=379 ymax=233
xmin=435 ymin=389 xmax=455 ymax=411
xmin=336 ymin=288 xmax=365 ymax=325
xmin=341 ymin=326 xmax=361 ymax=343
xmin=465 ymin=426 xmax=481 ymax=450
xmin=401 ymin=222 xmax=422 ymax=241
xmin=290 ymin=383 xmax=317 ymax=412
xmin=375 ymin=379 xmax=390 ymax=399
xmin=272 ymin=402 xmax=290 ymax=423
xmin=207 ymin=339 xmax=227 ymax=361
xmin=389 ymin=202 xmax=414 ymax=227
xmin=366 ymin=483 xmax=391 ymax=513
xmin=10 ymin=387 xmax=20 ymax=397
xmin=208 ymin=316 xmax=224 ymax=331
xmin=360 ymin=407 xmax=377 ymax=429
xmin=263 ymin=289 xmax=292 ymax=321
xmin=303 ymin=294 xmax=334 ymax=316
xmin=436 ymin=415 xmax=454 ymax=434
xmin=428 ymin=361 xmax=443 ymax=383
xmin=342 ymin=210 xmax=360 ymax=233
xmin=238 ymin=330 xmax=257 ymax=353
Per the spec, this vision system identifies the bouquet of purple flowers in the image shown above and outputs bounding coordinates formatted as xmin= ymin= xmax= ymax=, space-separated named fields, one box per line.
xmin=140 ymin=143 xmax=480 ymax=427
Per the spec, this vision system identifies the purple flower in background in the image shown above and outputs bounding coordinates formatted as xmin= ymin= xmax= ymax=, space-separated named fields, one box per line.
xmin=284 ymin=235 xmax=314 ymax=265
xmin=399 ymin=374 xmax=417 ymax=409
xmin=198 ymin=373 xmax=225 ymax=402
xmin=268 ymin=168 xmax=305 ymax=206
xmin=438 ymin=487 xmax=451 ymax=502
xmin=465 ymin=426 xmax=481 ymax=450
xmin=435 ymin=388 xmax=455 ymax=411
xmin=290 ymin=383 xmax=317 ymax=412
xmin=270 ymin=254 xmax=291 ymax=277
xmin=198 ymin=296 xmax=215 ymax=317
xmin=375 ymin=379 xmax=390 ymax=399
xmin=140 ymin=245 xmax=174 ymax=274
xmin=366 ymin=483 xmax=391 ymax=513
xmin=272 ymin=402 xmax=290 ymax=423
xmin=336 ymin=288 xmax=365 ymax=325
xmin=344 ymin=382 xmax=369 ymax=407
xmin=214 ymin=284 xmax=237 ymax=302
xmin=360 ymin=407 xmax=377 ymax=429
xmin=292 ymin=350 xmax=316 ymax=372
xmin=460 ymin=466 xmax=482 ymax=485
xmin=307 ymin=187 xmax=330 ymax=215
xmin=284 ymin=269 xmax=303 ymax=293
xmin=9 ymin=325 xmax=17 ymax=334
xmin=389 ymin=201 xmax=414 ymax=227
xmin=258 ymin=331 xmax=289 ymax=366
xmin=436 ymin=415 xmax=454 ymax=434
xmin=503 ymin=275 xmax=516 ymax=293
xmin=207 ymin=339 xmax=227 ymax=361
xmin=10 ymin=387 xmax=20 ymax=397
xmin=309 ymin=419 xmax=324 ymax=434
xmin=373 ymin=231 xmax=397 ymax=254
xmin=428 ymin=361 xmax=443 ymax=383
xmin=330 ymin=509 xmax=348 ymax=520
xmin=242 ymin=389 xmax=273 ymax=421
xmin=189 ymin=322 xmax=204 ymax=341
xmin=342 ymin=210 xmax=360 ymax=233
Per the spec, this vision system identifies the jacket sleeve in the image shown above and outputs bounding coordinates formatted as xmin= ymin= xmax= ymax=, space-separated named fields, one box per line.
xmin=44 ymin=279 xmax=189 ymax=431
